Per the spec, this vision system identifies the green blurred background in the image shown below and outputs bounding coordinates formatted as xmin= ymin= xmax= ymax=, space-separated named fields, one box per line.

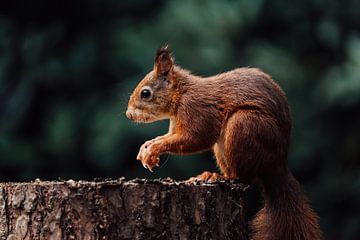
xmin=0 ymin=0 xmax=359 ymax=239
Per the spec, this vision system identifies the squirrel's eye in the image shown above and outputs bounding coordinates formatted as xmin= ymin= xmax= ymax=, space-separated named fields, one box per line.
xmin=140 ymin=89 xmax=151 ymax=99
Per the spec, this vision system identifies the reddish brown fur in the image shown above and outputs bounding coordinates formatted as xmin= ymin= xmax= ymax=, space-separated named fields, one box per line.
xmin=126 ymin=47 xmax=322 ymax=240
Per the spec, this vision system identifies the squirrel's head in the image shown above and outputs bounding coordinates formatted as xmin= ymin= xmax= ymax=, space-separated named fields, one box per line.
xmin=126 ymin=46 xmax=176 ymax=123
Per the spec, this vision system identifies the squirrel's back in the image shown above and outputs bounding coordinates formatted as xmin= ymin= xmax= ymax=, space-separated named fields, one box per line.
xmin=182 ymin=67 xmax=291 ymax=130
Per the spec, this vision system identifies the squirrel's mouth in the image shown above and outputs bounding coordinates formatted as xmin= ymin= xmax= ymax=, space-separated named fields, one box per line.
xmin=126 ymin=108 xmax=157 ymax=123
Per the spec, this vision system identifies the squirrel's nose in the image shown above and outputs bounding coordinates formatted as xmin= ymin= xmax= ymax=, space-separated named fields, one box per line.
xmin=126 ymin=109 xmax=133 ymax=120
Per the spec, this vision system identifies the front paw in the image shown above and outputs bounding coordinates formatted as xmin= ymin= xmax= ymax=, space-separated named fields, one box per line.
xmin=137 ymin=139 xmax=157 ymax=163
xmin=136 ymin=142 xmax=161 ymax=172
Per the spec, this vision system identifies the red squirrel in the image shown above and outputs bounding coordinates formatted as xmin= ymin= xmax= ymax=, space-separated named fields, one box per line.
xmin=126 ymin=46 xmax=321 ymax=240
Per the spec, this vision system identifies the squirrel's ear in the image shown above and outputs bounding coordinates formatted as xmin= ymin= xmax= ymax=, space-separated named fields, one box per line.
xmin=154 ymin=46 xmax=174 ymax=76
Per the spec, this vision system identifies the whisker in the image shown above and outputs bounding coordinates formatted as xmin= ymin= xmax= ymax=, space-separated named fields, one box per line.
xmin=119 ymin=108 xmax=127 ymax=114
xmin=160 ymin=155 xmax=170 ymax=168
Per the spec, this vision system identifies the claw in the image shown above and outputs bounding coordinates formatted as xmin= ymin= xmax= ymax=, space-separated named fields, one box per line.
xmin=186 ymin=177 xmax=196 ymax=183
xmin=142 ymin=163 xmax=147 ymax=169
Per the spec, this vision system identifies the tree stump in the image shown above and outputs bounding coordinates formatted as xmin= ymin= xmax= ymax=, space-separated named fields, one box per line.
xmin=0 ymin=178 xmax=248 ymax=240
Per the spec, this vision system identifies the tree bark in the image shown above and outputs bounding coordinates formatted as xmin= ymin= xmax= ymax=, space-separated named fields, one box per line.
xmin=0 ymin=178 xmax=248 ymax=240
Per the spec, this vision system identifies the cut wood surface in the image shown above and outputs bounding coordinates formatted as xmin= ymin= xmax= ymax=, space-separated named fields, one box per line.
xmin=0 ymin=178 xmax=248 ymax=240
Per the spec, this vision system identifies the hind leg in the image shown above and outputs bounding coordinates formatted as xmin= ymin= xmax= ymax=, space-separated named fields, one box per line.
xmin=187 ymin=110 xmax=251 ymax=183
xmin=187 ymin=142 xmax=230 ymax=182
xmin=188 ymin=110 xmax=282 ymax=183
xmin=193 ymin=110 xmax=260 ymax=183
xmin=224 ymin=110 xmax=285 ymax=183
xmin=186 ymin=112 xmax=246 ymax=183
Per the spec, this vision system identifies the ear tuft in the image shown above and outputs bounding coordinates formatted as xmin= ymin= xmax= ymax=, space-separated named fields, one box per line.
xmin=154 ymin=45 xmax=173 ymax=76
xmin=155 ymin=45 xmax=170 ymax=61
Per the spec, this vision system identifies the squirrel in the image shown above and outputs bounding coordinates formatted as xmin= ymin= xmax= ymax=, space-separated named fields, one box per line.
xmin=126 ymin=46 xmax=321 ymax=240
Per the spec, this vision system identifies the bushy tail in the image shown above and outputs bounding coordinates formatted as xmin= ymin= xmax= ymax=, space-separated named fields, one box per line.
xmin=250 ymin=171 xmax=321 ymax=240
